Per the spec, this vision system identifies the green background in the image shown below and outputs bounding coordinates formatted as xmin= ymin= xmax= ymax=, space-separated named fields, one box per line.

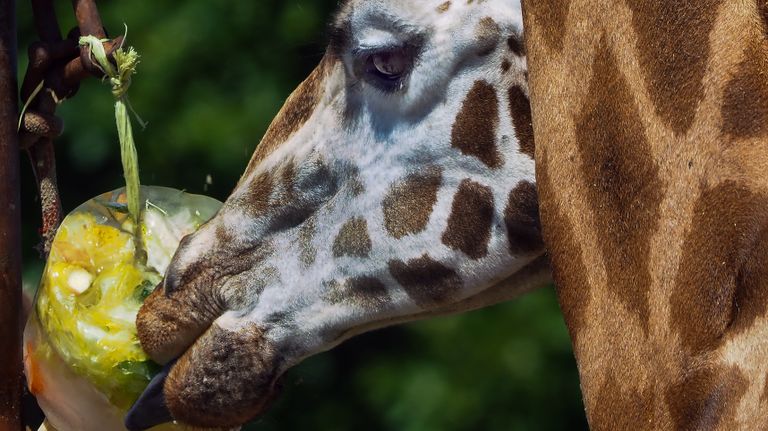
xmin=16 ymin=1 xmax=588 ymax=430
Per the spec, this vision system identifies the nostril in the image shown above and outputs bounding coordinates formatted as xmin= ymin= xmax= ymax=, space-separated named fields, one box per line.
xmin=162 ymin=267 xmax=182 ymax=295
xmin=162 ymin=235 xmax=195 ymax=295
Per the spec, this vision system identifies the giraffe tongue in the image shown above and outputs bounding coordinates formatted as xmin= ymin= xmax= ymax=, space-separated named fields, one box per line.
xmin=124 ymin=360 xmax=176 ymax=431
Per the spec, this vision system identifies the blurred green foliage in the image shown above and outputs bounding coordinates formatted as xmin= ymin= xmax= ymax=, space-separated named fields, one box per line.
xmin=16 ymin=1 xmax=587 ymax=429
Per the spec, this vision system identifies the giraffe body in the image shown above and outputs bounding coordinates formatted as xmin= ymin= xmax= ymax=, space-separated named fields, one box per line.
xmin=523 ymin=0 xmax=768 ymax=429
xmin=129 ymin=1 xmax=549 ymax=428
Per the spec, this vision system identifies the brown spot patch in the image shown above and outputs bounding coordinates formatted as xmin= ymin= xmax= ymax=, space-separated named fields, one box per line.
xmin=665 ymin=365 xmax=748 ymax=431
xmin=451 ymin=80 xmax=503 ymax=168
xmin=220 ymin=249 xmax=278 ymax=310
xmin=389 ymin=255 xmax=462 ymax=307
xmin=508 ymin=85 xmax=535 ymax=158
xmin=475 ymin=17 xmax=501 ymax=56
xmin=348 ymin=173 xmax=365 ymax=197
xmin=507 ymin=34 xmax=524 ymax=56
xmin=241 ymin=171 xmax=274 ymax=217
xmin=501 ymin=59 xmax=511 ymax=72
xmin=627 ymin=0 xmax=723 ymax=134
xmin=504 ymin=181 xmax=543 ymax=255
xmin=757 ymin=0 xmax=768 ymax=33
xmin=436 ymin=1 xmax=451 ymax=13
xmin=524 ymin=0 xmax=571 ymax=52
xmin=348 ymin=276 xmax=390 ymax=308
xmin=382 ymin=169 xmax=442 ymax=239
xmin=575 ymin=40 xmax=661 ymax=335
xmin=243 ymin=57 xmax=329 ymax=174
xmin=763 ymin=375 xmax=768 ymax=402
xmin=298 ymin=217 xmax=317 ymax=267
xmin=761 ymin=0 xmax=768 ymax=34
xmin=722 ymin=41 xmax=768 ymax=139
xmin=325 ymin=277 xmax=389 ymax=308
xmin=671 ymin=183 xmax=768 ymax=354
xmin=165 ymin=324 xmax=279 ymax=428
xmin=203 ymin=238 xmax=280 ymax=314
xmin=333 ymin=217 xmax=372 ymax=258
xmin=442 ymin=179 xmax=495 ymax=259
xmin=279 ymin=161 xmax=297 ymax=203
xmin=590 ymin=372 xmax=655 ymax=430
xmin=537 ymin=147 xmax=591 ymax=347
xmin=732 ymin=223 xmax=768 ymax=335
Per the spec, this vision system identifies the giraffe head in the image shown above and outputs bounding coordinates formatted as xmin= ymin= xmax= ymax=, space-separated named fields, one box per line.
xmin=131 ymin=0 xmax=545 ymax=428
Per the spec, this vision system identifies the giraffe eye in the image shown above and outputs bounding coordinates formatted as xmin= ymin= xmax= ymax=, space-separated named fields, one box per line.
xmin=359 ymin=46 xmax=416 ymax=92
xmin=372 ymin=52 xmax=408 ymax=77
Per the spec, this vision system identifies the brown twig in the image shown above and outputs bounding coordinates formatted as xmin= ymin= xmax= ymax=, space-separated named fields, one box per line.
xmin=20 ymin=0 xmax=68 ymax=255
xmin=72 ymin=0 xmax=106 ymax=39
xmin=19 ymin=0 xmax=121 ymax=254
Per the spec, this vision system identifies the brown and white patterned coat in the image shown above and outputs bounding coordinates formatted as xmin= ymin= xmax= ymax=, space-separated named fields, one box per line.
xmin=523 ymin=0 xmax=768 ymax=429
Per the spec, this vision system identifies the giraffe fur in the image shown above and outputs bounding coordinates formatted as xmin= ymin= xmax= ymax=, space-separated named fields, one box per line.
xmin=523 ymin=0 xmax=768 ymax=429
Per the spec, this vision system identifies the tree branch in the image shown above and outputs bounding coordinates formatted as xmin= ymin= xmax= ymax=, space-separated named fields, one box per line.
xmin=0 ymin=0 xmax=23 ymax=428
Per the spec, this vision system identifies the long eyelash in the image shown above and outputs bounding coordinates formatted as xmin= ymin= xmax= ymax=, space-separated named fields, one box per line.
xmin=351 ymin=45 xmax=402 ymax=58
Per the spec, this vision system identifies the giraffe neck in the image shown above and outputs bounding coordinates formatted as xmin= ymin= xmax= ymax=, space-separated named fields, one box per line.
xmin=523 ymin=0 xmax=768 ymax=428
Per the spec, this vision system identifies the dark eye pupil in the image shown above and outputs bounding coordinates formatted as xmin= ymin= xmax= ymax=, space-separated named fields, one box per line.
xmin=373 ymin=53 xmax=405 ymax=77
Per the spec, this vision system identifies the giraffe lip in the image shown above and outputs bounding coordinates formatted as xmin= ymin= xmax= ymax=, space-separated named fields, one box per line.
xmin=125 ymin=359 xmax=285 ymax=430
xmin=170 ymin=373 xmax=285 ymax=428
xmin=125 ymin=360 xmax=176 ymax=431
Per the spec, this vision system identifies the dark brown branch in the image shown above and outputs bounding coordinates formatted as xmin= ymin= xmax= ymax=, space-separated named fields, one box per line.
xmin=0 ymin=0 xmax=23 ymax=429
xmin=31 ymin=0 xmax=62 ymax=42
xmin=20 ymin=0 xmax=66 ymax=255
